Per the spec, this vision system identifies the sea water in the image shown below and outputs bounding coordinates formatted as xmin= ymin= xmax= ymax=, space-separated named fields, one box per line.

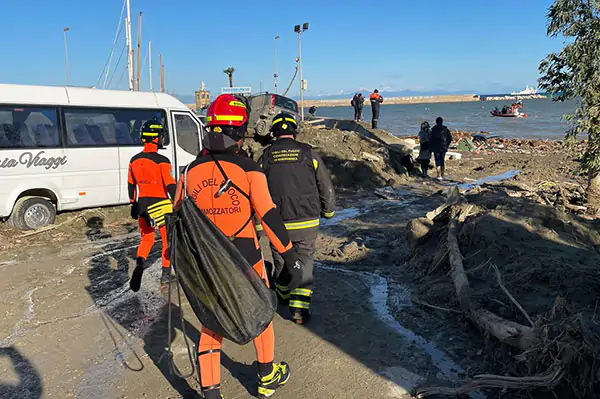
xmin=317 ymin=98 xmax=578 ymax=139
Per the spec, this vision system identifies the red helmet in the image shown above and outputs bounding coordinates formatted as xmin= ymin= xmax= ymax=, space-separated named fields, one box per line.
xmin=204 ymin=94 xmax=249 ymax=150
xmin=206 ymin=94 xmax=248 ymax=127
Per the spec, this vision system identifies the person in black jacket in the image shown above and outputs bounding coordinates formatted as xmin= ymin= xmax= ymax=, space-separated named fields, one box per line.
xmin=260 ymin=112 xmax=336 ymax=325
xmin=351 ymin=93 xmax=365 ymax=121
xmin=429 ymin=117 xmax=453 ymax=180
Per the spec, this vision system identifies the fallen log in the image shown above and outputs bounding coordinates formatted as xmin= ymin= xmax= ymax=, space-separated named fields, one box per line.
xmin=417 ymin=364 xmax=564 ymax=397
xmin=447 ymin=206 xmax=534 ymax=350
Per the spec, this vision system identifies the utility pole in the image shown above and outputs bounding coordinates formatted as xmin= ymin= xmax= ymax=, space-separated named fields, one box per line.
xmin=125 ymin=0 xmax=134 ymax=91
xmin=274 ymin=35 xmax=279 ymax=93
xmin=148 ymin=40 xmax=153 ymax=91
xmin=136 ymin=12 xmax=142 ymax=91
xmin=294 ymin=23 xmax=309 ymax=121
xmin=160 ymin=54 xmax=165 ymax=93
xmin=63 ymin=28 xmax=71 ymax=86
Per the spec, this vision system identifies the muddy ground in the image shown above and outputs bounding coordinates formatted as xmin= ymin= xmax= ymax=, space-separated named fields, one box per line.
xmin=1 ymin=122 xmax=599 ymax=399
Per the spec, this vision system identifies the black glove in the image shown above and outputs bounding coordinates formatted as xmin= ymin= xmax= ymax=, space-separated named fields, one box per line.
xmin=130 ymin=202 xmax=139 ymax=220
xmin=276 ymin=249 xmax=303 ymax=291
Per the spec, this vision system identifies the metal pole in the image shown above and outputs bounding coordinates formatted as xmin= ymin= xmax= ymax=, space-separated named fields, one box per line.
xmin=298 ymin=30 xmax=304 ymax=121
xmin=148 ymin=40 xmax=153 ymax=91
xmin=125 ymin=0 xmax=134 ymax=91
xmin=274 ymin=36 xmax=279 ymax=93
xmin=137 ymin=12 xmax=142 ymax=91
xmin=63 ymin=28 xmax=70 ymax=86
xmin=160 ymin=54 xmax=165 ymax=93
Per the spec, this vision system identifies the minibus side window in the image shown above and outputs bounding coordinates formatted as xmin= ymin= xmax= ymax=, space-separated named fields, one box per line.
xmin=0 ymin=105 xmax=61 ymax=149
xmin=174 ymin=113 xmax=200 ymax=155
xmin=63 ymin=108 xmax=168 ymax=147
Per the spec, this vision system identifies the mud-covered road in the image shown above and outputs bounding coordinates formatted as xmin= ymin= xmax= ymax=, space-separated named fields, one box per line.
xmin=0 ymin=184 xmax=488 ymax=399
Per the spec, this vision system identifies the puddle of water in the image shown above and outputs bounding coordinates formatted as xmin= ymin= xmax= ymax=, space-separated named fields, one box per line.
xmin=319 ymin=263 xmax=487 ymax=399
xmin=320 ymin=207 xmax=361 ymax=227
xmin=318 ymin=264 xmax=463 ymax=383
xmin=458 ymin=170 xmax=521 ymax=191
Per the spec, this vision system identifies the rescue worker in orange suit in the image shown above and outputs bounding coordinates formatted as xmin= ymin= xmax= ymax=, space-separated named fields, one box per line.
xmin=128 ymin=120 xmax=176 ymax=292
xmin=173 ymin=94 xmax=302 ymax=399
xmin=370 ymin=89 xmax=384 ymax=129
xmin=259 ymin=112 xmax=336 ymax=325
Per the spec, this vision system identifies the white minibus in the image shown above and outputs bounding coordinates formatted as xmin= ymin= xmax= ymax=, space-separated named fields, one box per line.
xmin=0 ymin=84 xmax=204 ymax=230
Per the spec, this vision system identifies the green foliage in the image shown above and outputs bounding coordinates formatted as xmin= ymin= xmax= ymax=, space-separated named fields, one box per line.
xmin=539 ymin=0 xmax=600 ymax=173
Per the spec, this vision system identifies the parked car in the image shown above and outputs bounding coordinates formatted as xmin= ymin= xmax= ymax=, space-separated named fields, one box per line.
xmin=246 ymin=93 xmax=299 ymax=137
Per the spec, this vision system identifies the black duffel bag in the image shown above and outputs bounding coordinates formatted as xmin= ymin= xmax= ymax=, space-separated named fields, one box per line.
xmin=166 ymin=196 xmax=277 ymax=345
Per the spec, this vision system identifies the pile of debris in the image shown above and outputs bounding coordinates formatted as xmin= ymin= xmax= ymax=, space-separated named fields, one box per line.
xmin=407 ymin=187 xmax=600 ymax=398
xmin=406 ymin=129 xmax=587 ymax=156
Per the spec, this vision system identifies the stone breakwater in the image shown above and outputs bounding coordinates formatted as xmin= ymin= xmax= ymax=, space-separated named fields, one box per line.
xmin=304 ymin=94 xmax=479 ymax=108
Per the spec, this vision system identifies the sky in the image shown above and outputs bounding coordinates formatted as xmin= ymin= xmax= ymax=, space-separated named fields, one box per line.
xmin=0 ymin=0 xmax=564 ymax=100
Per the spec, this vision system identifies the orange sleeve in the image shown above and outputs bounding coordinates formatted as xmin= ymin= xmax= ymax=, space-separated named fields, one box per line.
xmin=160 ymin=162 xmax=177 ymax=200
xmin=127 ymin=162 xmax=137 ymax=203
xmin=247 ymin=170 xmax=292 ymax=254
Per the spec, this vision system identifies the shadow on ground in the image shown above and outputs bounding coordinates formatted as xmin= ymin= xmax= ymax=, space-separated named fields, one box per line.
xmin=0 ymin=346 xmax=43 ymax=399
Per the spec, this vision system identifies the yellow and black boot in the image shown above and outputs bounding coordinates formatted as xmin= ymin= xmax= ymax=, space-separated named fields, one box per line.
xmin=289 ymin=288 xmax=312 ymax=325
xmin=257 ymin=362 xmax=291 ymax=398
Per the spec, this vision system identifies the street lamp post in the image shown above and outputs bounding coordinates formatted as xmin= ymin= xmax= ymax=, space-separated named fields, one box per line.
xmin=274 ymin=35 xmax=280 ymax=94
xmin=294 ymin=23 xmax=309 ymax=121
xmin=63 ymin=28 xmax=71 ymax=86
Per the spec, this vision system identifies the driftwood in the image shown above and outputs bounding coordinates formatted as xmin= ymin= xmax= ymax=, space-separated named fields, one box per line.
xmin=491 ymin=263 xmax=535 ymax=327
xmin=411 ymin=297 xmax=462 ymax=314
xmin=19 ymin=209 xmax=103 ymax=238
xmin=447 ymin=205 xmax=535 ymax=350
xmin=414 ymin=189 xmax=600 ymax=397
xmin=417 ymin=364 xmax=564 ymax=397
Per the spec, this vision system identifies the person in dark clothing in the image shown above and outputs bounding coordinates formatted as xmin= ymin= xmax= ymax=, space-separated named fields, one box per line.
xmin=259 ymin=112 xmax=336 ymax=326
xmin=351 ymin=93 xmax=364 ymax=121
xmin=369 ymin=89 xmax=383 ymax=128
xmin=308 ymin=105 xmax=317 ymax=116
xmin=429 ymin=117 xmax=453 ymax=180
xmin=417 ymin=121 xmax=432 ymax=177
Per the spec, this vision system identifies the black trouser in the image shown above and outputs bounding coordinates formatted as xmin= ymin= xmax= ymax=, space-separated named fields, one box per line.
xmin=419 ymin=159 xmax=430 ymax=176
xmin=371 ymin=104 xmax=380 ymax=128
xmin=354 ymin=106 xmax=363 ymax=121
xmin=271 ymin=227 xmax=318 ymax=313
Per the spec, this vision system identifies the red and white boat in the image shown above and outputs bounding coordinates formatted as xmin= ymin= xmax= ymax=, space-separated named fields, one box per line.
xmin=491 ymin=102 xmax=528 ymax=118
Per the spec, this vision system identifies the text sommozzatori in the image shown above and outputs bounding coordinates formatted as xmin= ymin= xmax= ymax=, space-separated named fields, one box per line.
xmin=190 ymin=178 xmax=243 ymax=215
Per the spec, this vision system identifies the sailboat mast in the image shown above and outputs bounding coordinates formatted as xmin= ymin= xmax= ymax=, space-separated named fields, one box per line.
xmin=160 ymin=54 xmax=165 ymax=93
xmin=136 ymin=12 xmax=142 ymax=91
xmin=125 ymin=0 xmax=134 ymax=91
xmin=148 ymin=41 xmax=153 ymax=91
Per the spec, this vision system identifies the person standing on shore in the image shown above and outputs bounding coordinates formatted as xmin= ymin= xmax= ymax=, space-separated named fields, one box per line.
xmin=369 ymin=89 xmax=383 ymax=128
xmin=417 ymin=121 xmax=432 ymax=177
xmin=350 ymin=93 xmax=361 ymax=121
xmin=429 ymin=117 xmax=453 ymax=180
xmin=355 ymin=93 xmax=365 ymax=121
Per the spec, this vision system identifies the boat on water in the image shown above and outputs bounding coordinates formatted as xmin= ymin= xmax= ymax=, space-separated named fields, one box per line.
xmin=490 ymin=110 xmax=528 ymax=118
xmin=510 ymin=86 xmax=538 ymax=96
xmin=491 ymin=101 xmax=528 ymax=118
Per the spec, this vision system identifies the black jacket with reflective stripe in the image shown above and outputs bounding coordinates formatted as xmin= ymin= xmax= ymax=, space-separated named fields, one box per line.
xmin=260 ymin=138 xmax=335 ymax=227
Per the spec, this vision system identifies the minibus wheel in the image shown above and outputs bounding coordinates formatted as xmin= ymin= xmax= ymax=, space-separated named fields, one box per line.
xmin=9 ymin=197 xmax=56 ymax=230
